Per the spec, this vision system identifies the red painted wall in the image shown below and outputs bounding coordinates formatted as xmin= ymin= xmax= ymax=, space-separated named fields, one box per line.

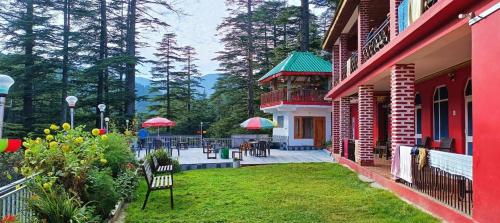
xmin=471 ymin=8 xmax=500 ymax=223
xmin=415 ymin=66 xmax=470 ymax=154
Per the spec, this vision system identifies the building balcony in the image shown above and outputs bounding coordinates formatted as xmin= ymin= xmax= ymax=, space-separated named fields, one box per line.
xmin=260 ymin=88 xmax=330 ymax=108
xmin=361 ymin=17 xmax=390 ymax=62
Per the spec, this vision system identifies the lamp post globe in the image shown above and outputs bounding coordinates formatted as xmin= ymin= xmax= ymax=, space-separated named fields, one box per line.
xmin=104 ymin=117 xmax=110 ymax=133
xmin=0 ymin=74 xmax=14 ymax=138
xmin=65 ymin=96 xmax=78 ymax=129
xmin=98 ymin=104 xmax=106 ymax=129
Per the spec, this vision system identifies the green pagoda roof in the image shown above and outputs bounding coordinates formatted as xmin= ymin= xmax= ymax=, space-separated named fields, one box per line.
xmin=258 ymin=51 xmax=332 ymax=83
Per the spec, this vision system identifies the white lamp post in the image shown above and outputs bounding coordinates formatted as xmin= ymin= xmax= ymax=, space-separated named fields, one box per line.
xmin=0 ymin=75 xmax=14 ymax=138
xmin=104 ymin=117 xmax=110 ymax=133
xmin=126 ymin=119 xmax=130 ymax=131
xmin=97 ymin=104 xmax=106 ymax=129
xmin=65 ymin=96 xmax=78 ymax=129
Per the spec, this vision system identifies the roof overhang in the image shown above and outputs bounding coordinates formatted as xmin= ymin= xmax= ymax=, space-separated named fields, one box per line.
xmin=322 ymin=0 xmax=360 ymax=51
xmin=258 ymin=71 xmax=331 ymax=85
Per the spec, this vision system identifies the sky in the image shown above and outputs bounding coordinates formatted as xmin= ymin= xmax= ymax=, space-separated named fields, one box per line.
xmin=137 ymin=0 xmax=318 ymax=78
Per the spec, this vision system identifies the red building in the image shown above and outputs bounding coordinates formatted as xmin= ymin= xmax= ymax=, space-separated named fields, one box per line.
xmin=323 ymin=0 xmax=499 ymax=222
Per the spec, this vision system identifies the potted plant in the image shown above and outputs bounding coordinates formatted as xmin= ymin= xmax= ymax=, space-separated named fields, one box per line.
xmin=232 ymin=157 xmax=240 ymax=168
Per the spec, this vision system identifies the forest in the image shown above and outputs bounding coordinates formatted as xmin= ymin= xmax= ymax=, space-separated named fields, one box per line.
xmin=0 ymin=0 xmax=337 ymax=138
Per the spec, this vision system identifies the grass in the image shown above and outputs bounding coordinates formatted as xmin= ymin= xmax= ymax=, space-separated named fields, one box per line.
xmin=124 ymin=163 xmax=438 ymax=223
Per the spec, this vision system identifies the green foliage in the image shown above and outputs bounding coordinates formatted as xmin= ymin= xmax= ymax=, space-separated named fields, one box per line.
xmin=22 ymin=125 xmax=139 ymax=221
xmin=0 ymin=152 xmax=23 ymax=186
xmin=115 ymin=168 xmax=139 ymax=202
xmin=27 ymin=183 xmax=99 ymax=223
xmin=85 ymin=169 xmax=120 ymax=218
xmin=99 ymin=133 xmax=136 ymax=177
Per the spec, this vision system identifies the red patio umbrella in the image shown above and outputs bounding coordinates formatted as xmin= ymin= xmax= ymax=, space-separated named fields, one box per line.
xmin=142 ymin=117 xmax=176 ymax=136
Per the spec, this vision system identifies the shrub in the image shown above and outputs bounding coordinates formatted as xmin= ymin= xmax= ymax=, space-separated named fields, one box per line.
xmin=84 ymin=169 xmax=120 ymax=218
xmin=115 ymin=168 xmax=139 ymax=202
xmin=27 ymin=183 xmax=99 ymax=223
xmin=98 ymin=133 xmax=136 ymax=177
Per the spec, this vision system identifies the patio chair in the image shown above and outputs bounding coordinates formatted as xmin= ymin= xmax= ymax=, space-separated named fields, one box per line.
xmin=256 ymin=141 xmax=268 ymax=157
xmin=439 ymin=138 xmax=454 ymax=153
xmin=232 ymin=145 xmax=243 ymax=161
xmin=206 ymin=144 xmax=218 ymax=159
xmin=141 ymin=161 xmax=173 ymax=210
xmin=152 ymin=155 xmax=173 ymax=174
xmin=416 ymin=137 xmax=431 ymax=148
xmin=374 ymin=140 xmax=387 ymax=158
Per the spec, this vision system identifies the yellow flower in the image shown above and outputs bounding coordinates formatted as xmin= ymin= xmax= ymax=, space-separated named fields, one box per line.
xmin=24 ymin=149 xmax=31 ymax=156
xmin=44 ymin=129 xmax=50 ymax=135
xmin=100 ymin=158 xmax=108 ymax=164
xmin=46 ymin=134 xmax=54 ymax=141
xmin=124 ymin=130 xmax=131 ymax=136
xmin=43 ymin=182 xmax=51 ymax=190
xmin=80 ymin=160 xmax=86 ymax=165
xmin=50 ymin=124 xmax=59 ymax=130
xmin=92 ymin=128 xmax=100 ymax=136
xmin=101 ymin=135 xmax=108 ymax=140
xmin=74 ymin=137 xmax=84 ymax=144
xmin=62 ymin=144 xmax=70 ymax=152
xmin=62 ymin=123 xmax=71 ymax=131
xmin=49 ymin=141 xmax=58 ymax=149
xmin=35 ymin=138 xmax=42 ymax=144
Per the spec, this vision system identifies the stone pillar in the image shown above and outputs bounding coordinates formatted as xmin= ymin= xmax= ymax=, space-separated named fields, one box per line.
xmin=358 ymin=0 xmax=370 ymax=64
xmin=390 ymin=0 xmax=402 ymax=41
xmin=332 ymin=45 xmax=340 ymax=86
xmin=339 ymin=97 xmax=351 ymax=156
xmin=390 ymin=64 xmax=416 ymax=154
xmin=339 ymin=34 xmax=349 ymax=80
xmin=358 ymin=85 xmax=374 ymax=166
xmin=332 ymin=100 xmax=340 ymax=154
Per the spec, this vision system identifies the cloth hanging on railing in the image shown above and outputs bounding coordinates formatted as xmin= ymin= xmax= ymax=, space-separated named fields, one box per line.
xmin=398 ymin=0 xmax=409 ymax=32
xmin=428 ymin=150 xmax=473 ymax=180
xmin=409 ymin=0 xmax=424 ymax=24
xmin=418 ymin=148 xmax=427 ymax=170
xmin=399 ymin=146 xmax=413 ymax=183
xmin=391 ymin=145 xmax=401 ymax=178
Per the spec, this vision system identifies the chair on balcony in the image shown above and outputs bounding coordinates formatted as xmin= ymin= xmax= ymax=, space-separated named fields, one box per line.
xmin=439 ymin=138 xmax=454 ymax=153
xmin=416 ymin=136 xmax=431 ymax=149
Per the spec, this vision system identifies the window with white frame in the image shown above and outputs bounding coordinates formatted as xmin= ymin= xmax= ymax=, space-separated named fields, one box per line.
xmin=276 ymin=116 xmax=284 ymax=128
xmin=433 ymin=86 xmax=449 ymax=140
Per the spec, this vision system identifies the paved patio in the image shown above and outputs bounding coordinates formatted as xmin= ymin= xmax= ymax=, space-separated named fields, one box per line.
xmin=136 ymin=148 xmax=334 ymax=170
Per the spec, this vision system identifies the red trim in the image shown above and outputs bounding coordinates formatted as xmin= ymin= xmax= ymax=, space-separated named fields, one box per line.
xmin=335 ymin=155 xmax=474 ymax=223
xmin=259 ymin=71 xmax=331 ymax=84
xmin=260 ymin=101 xmax=331 ymax=109
xmin=325 ymin=0 xmax=476 ymax=100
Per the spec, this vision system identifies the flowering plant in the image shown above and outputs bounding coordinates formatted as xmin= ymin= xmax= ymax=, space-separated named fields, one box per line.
xmin=21 ymin=124 xmax=108 ymax=195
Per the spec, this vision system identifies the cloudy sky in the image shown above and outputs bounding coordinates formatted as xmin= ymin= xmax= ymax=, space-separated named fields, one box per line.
xmin=137 ymin=0 xmax=318 ymax=78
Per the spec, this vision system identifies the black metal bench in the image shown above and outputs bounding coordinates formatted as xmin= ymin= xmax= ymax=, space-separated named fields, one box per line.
xmin=141 ymin=161 xmax=174 ymax=210
xmin=152 ymin=155 xmax=173 ymax=174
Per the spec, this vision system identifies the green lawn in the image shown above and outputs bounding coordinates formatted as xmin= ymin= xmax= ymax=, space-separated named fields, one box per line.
xmin=125 ymin=163 xmax=438 ymax=223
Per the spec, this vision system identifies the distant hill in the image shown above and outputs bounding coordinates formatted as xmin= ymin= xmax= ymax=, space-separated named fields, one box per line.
xmin=135 ymin=74 xmax=220 ymax=112
xmin=197 ymin=73 xmax=220 ymax=97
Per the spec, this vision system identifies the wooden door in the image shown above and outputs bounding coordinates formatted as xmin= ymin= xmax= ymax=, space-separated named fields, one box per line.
xmin=313 ymin=117 xmax=326 ymax=148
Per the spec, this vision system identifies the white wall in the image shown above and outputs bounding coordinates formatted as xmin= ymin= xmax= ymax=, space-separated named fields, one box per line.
xmin=269 ymin=106 xmax=332 ymax=147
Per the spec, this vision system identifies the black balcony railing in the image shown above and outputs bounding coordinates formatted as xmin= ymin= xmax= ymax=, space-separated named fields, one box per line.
xmin=362 ymin=17 xmax=390 ymax=62
xmin=400 ymin=150 xmax=473 ymax=215
xmin=349 ymin=52 xmax=358 ymax=74
xmin=260 ymin=88 xmax=328 ymax=107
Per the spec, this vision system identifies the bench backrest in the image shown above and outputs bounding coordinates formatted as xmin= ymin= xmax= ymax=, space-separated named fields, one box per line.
xmin=142 ymin=161 xmax=154 ymax=187
xmin=152 ymin=155 xmax=159 ymax=170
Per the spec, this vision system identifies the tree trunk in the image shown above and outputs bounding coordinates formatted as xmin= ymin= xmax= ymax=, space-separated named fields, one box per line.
xmin=246 ymin=0 xmax=254 ymax=118
xmin=98 ymin=0 xmax=108 ymax=127
xmin=60 ymin=0 xmax=70 ymax=124
xmin=300 ymin=0 xmax=309 ymax=51
xmin=125 ymin=0 xmax=137 ymax=120
xmin=187 ymin=54 xmax=191 ymax=113
xmin=23 ymin=0 xmax=35 ymax=131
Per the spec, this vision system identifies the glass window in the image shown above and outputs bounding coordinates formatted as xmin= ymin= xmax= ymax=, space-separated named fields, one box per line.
xmin=302 ymin=117 xmax=313 ymax=139
xmin=294 ymin=117 xmax=314 ymax=139
xmin=433 ymin=86 xmax=449 ymax=140
xmin=277 ymin=116 xmax=284 ymax=128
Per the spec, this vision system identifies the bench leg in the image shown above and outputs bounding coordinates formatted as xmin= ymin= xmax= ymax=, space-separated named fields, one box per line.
xmin=142 ymin=190 xmax=151 ymax=210
xmin=170 ymin=187 xmax=174 ymax=209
